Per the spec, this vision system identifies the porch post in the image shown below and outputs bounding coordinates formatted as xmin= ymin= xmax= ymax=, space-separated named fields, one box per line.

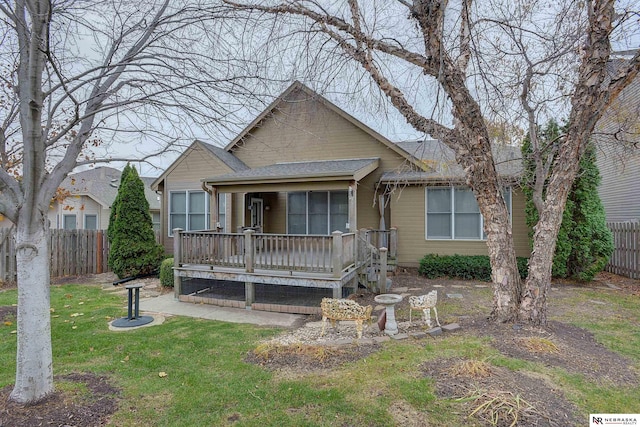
xmin=173 ymin=228 xmax=183 ymax=300
xmin=244 ymin=229 xmax=254 ymax=273
xmin=378 ymin=247 xmax=388 ymax=294
xmin=389 ymin=227 xmax=398 ymax=259
xmin=210 ymin=187 xmax=219 ymax=230
xmin=245 ymin=282 xmax=255 ymax=310
xmin=348 ymin=182 xmax=357 ymax=232
xmin=332 ymin=231 xmax=343 ymax=298
xmin=332 ymin=231 xmax=343 ymax=278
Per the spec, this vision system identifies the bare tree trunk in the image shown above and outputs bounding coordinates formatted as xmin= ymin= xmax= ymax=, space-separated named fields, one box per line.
xmin=9 ymin=220 xmax=53 ymax=404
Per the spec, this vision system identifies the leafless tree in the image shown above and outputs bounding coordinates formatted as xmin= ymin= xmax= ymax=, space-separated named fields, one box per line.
xmin=223 ymin=0 xmax=640 ymax=324
xmin=0 ymin=0 xmax=270 ymax=404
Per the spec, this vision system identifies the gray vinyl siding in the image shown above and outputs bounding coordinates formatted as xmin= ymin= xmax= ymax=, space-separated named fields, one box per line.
xmin=595 ymin=69 xmax=640 ymax=222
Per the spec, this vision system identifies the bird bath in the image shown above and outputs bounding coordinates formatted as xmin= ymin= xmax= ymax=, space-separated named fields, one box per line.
xmin=374 ymin=293 xmax=403 ymax=335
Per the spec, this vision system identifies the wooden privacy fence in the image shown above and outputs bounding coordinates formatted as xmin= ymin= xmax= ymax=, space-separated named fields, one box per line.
xmin=606 ymin=221 xmax=639 ymax=279
xmin=0 ymin=228 xmax=110 ymax=284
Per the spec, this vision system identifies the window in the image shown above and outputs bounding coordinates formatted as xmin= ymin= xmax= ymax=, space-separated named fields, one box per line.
xmin=63 ymin=214 xmax=76 ymax=230
xmin=287 ymin=191 xmax=348 ymax=235
xmin=169 ymin=191 xmax=209 ymax=234
xmin=84 ymin=214 xmax=97 ymax=230
xmin=151 ymin=212 xmax=160 ymax=232
xmin=426 ymin=187 xmax=511 ymax=240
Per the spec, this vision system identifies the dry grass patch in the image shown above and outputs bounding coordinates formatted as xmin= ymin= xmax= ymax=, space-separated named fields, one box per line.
xmin=462 ymin=388 xmax=538 ymax=427
xmin=447 ymin=359 xmax=493 ymax=378
xmin=518 ymin=337 xmax=559 ymax=354
xmin=253 ymin=342 xmax=344 ymax=362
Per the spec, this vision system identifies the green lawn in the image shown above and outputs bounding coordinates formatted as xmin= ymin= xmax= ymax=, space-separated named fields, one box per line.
xmin=1 ymin=283 xmax=638 ymax=426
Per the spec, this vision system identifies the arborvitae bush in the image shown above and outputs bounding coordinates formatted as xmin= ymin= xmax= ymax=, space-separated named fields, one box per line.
xmin=107 ymin=163 xmax=133 ymax=243
xmin=108 ymin=166 xmax=164 ymax=278
xmin=522 ymin=120 xmax=613 ymax=281
xmin=159 ymin=258 xmax=174 ymax=287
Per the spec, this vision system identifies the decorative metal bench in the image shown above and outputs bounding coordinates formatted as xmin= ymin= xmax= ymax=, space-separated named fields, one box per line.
xmin=320 ymin=297 xmax=373 ymax=339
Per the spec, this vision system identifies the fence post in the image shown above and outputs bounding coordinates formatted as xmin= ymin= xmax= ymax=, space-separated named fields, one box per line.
xmin=173 ymin=228 xmax=183 ymax=299
xmin=97 ymin=230 xmax=103 ymax=273
xmin=378 ymin=247 xmax=388 ymax=294
xmin=244 ymin=229 xmax=254 ymax=273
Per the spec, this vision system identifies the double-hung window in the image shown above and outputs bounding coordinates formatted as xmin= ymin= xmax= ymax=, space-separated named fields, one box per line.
xmin=426 ymin=186 xmax=511 ymax=240
xmin=169 ymin=190 xmax=209 ymax=234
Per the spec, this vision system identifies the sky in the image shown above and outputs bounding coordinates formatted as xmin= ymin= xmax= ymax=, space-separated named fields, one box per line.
xmin=31 ymin=0 xmax=638 ymax=179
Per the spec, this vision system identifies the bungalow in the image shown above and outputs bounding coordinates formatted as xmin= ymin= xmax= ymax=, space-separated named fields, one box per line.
xmin=152 ymin=82 xmax=529 ymax=312
xmin=0 ymin=166 xmax=161 ymax=230
xmin=51 ymin=166 xmax=161 ymax=231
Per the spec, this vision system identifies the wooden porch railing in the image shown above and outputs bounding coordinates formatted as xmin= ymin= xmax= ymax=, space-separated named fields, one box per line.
xmin=361 ymin=228 xmax=398 ymax=260
xmin=174 ymin=229 xmax=358 ymax=277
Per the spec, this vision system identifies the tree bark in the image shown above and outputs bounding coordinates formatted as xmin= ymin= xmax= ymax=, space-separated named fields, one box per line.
xmin=9 ymin=220 xmax=54 ymax=404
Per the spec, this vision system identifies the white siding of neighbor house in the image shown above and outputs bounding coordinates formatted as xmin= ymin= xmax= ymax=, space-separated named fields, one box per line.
xmin=48 ymin=196 xmax=105 ymax=230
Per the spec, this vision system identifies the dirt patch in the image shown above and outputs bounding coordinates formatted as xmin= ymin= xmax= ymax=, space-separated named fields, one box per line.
xmin=0 ymin=373 xmax=119 ymax=427
xmin=465 ymin=318 xmax=638 ymax=386
xmin=245 ymin=342 xmax=382 ymax=376
xmin=423 ymin=357 xmax=582 ymax=427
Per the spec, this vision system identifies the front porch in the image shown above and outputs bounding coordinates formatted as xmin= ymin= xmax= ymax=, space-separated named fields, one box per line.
xmin=172 ymin=228 xmax=397 ymax=313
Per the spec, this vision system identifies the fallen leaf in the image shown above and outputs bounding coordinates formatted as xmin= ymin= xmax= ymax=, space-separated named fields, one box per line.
xmin=72 ymin=326 xmax=77 ymax=330
xmin=78 ymin=302 xmax=84 ymax=305
xmin=10 ymin=330 xmax=16 ymax=334
xmin=70 ymin=313 xmax=84 ymax=317
xmin=50 ymin=308 xmax=55 ymax=313
xmin=158 ymin=372 xmax=168 ymax=378
xmin=4 ymin=321 xmax=12 ymax=326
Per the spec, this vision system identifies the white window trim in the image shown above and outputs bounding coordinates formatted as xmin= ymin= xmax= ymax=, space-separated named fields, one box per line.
xmin=168 ymin=190 xmax=210 ymax=236
xmin=425 ymin=186 xmax=512 ymax=241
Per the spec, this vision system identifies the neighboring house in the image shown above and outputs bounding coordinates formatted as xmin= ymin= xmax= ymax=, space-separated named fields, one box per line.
xmin=594 ymin=57 xmax=640 ymax=223
xmin=50 ymin=166 xmax=160 ymax=231
xmin=153 ymin=81 xmax=529 ymax=267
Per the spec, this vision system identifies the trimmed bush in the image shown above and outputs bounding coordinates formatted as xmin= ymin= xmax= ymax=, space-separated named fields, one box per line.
xmin=418 ymin=254 xmax=528 ymax=282
xmin=159 ymin=258 xmax=174 ymax=287
xmin=108 ymin=166 xmax=164 ymax=278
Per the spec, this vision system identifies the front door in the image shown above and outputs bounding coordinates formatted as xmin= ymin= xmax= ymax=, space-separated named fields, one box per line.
xmin=250 ymin=198 xmax=263 ymax=231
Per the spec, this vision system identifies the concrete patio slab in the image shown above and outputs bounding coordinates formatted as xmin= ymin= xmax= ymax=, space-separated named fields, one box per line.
xmin=138 ymin=293 xmax=305 ymax=328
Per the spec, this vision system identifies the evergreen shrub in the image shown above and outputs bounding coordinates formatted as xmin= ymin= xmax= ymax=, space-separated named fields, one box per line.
xmin=108 ymin=166 xmax=164 ymax=278
xmin=418 ymin=254 xmax=528 ymax=281
xmin=159 ymin=258 xmax=174 ymax=287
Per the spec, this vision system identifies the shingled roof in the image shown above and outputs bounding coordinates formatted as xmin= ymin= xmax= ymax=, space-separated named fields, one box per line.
xmin=61 ymin=167 xmax=160 ymax=210
xmin=203 ymin=158 xmax=380 ymax=186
